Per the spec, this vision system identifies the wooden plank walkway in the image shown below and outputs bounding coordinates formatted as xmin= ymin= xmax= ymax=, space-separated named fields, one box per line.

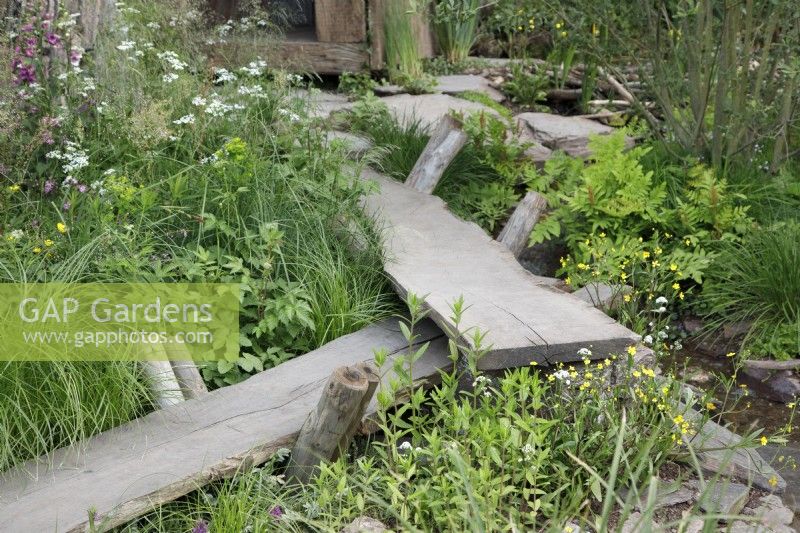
xmin=0 ymin=319 xmax=450 ymax=532
xmin=360 ymin=168 xmax=639 ymax=370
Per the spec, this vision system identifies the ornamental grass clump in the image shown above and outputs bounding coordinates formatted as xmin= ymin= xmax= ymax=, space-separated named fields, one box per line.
xmin=700 ymin=221 xmax=800 ymax=360
xmin=430 ymin=0 xmax=482 ymax=64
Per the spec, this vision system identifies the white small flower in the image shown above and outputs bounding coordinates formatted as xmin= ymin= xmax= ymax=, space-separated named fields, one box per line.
xmin=553 ymin=369 xmax=571 ymax=385
xmin=398 ymin=441 xmax=413 ymax=451
xmin=163 ymin=73 xmax=179 ymax=83
xmin=653 ymin=306 xmax=667 ymax=314
xmin=577 ymin=348 xmax=592 ymax=357
xmin=192 ymin=96 xmax=207 ymax=106
xmin=643 ymin=335 xmax=653 ymax=345
xmin=103 ymin=168 xmax=116 ymax=176
xmin=213 ymin=68 xmax=237 ymax=83
xmin=116 ymin=40 xmax=136 ymax=51
xmin=146 ymin=22 xmax=161 ymax=29
xmin=655 ymin=296 xmax=668 ymax=305
xmin=9 ymin=229 xmax=24 ymax=240
xmin=172 ymin=114 xmax=195 ymax=125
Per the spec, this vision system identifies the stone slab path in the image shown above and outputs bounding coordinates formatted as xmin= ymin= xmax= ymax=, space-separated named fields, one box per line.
xmin=516 ymin=112 xmax=634 ymax=158
xmin=380 ymin=93 xmax=500 ymax=131
xmin=360 ymin=167 xmax=639 ymax=370
xmin=375 ymin=74 xmax=506 ymax=103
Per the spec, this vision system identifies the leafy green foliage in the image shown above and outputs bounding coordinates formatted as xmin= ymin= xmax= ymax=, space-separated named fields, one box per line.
xmin=533 ymin=132 xmax=753 ymax=293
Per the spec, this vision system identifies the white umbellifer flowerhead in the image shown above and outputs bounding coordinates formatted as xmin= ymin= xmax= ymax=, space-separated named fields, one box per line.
xmin=655 ymin=296 xmax=668 ymax=305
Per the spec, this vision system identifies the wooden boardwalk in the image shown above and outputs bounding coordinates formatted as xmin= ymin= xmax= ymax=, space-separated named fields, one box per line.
xmin=0 ymin=319 xmax=450 ymax=532
xmin=361 ymin=168 xmax=639 ymax=370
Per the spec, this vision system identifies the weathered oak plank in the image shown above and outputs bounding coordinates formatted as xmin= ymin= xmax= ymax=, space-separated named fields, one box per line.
xmin=315 ymin=0 xmax=367 ymax=43
xmin=360 ymin=168 xmax=639 ymax=370
xmin=0 ymin=319 xmax=450 ymax=532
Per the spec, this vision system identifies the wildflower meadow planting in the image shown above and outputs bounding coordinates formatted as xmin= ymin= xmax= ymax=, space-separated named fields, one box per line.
xmin=0 ymin=0 xmax=798 ymax=531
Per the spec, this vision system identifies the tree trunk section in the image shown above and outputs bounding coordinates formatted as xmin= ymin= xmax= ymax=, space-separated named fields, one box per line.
xmin=405 ymin=115 xmax=467 ymax=194
xmin=286 ymin=365 xmax=373 ymax=483
xmin=497 ymin=191 xmax=547 ymax=257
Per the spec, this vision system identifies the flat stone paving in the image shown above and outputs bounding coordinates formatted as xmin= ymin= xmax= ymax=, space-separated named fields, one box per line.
xmin=361 ymin=167 xmax=639 ymax=370
xmin=380 ymin=93 xmax=500 ymax=131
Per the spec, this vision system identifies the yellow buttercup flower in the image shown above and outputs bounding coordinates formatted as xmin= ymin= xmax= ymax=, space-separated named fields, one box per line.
xmin=44 ymin=239 xmax=54 ymax=247
xmin=33 ymin=247 xmax=42 ymax=254
xmin=8 ymin=184 xmax=20 ymax=192
xmin=726 ymin=352 xmax=736 ymax=358
xmin=706 ymin=402 xmax=716 ymax=411
xmin=57 ymin=222 xmax=68 ymax=234
xmin=626 ymin=346 xmax=637 ymax=356
xmin=672 ymin=283 xmax=680 ymax=290
xmin=623 ymin=294 xmax=632 ymax=303
xmin=760 ymin=436 xmax=768 ymax=446
xmin=768 ymin=475 xmax=779 ymax=488
xmin=670 ymin=263 xmax=678 ymax=271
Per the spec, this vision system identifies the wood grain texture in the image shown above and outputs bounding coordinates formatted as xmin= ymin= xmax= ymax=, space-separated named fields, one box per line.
xmin=286 ymin=366 xmax=370 ymax=483
xmin=274 ymin=39 xmax=368 ymax=74
xmin=360 ymin=168 xmax=639 ymax=370
xmin=497 ymin=191 xmax=547 ymax=257
xmin=405 ymin=115 xmax=467 ymax=194
xmin=314 ymin=0 xmax=367 ymax=43
xmin=0 ymin=319 xmax=450 ymax=532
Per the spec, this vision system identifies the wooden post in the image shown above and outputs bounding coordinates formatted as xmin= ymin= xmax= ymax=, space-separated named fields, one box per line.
xmin=314 ymin=0 xmax=367 ymax=43
xmin=166 ymin=341 xmax=208 ymax=400
xmin=141 ymin=361 xmax=185 ymax=409
xmin=170 ymin=361 xmax=208 ymax=400
xmin=497 ymin=191 xmax=547 ymax=257
xmin=334 ymin=361 xmax=379 ymax=459
xmin=286 ymin=365 xmax=374 ymax=483
xmin=405 ymin=115 xmax=468 ymax=194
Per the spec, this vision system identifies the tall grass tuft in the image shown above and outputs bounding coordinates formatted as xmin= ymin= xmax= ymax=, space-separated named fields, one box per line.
xmin=700 ymin=221 xmax=800 ymax=358
xmin=430 ymin=0 xmax=481 ymax=64
xmin=383 ymin=0 xmax=425 ymax=84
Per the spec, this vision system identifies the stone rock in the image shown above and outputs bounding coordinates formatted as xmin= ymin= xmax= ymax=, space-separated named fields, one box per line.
xmin=690 ymin=479 xmax=750 ymax=516
xmin=683 ymin=367 xmax=713 ymax=385
xmin=434 ymin=74 xmax=506 ymax=102
xmin=326 ymin=130 xmax=373 ymax=158
xmin=758 ymin=445 xmax=800 ymax=513
xmin=375 ymin=75 xmax=506 ymax=102
xmin=621 ymin=512 xmax=660 ymax=533
xmin=339 ymin=516 xmax=388 ymax=533
xmin=515 ymin=112 xmax=634 ymax=158
xmin=745 ymin=494 xmax=795 ymax=529
xmin=380 ymin=93 xmax=500 ymax=131
xmin=621 ymin=480 xmax=696 ymax=511
xmin=686 ymin=410 xmax=786 ymax=493
xmin=573 ymin=282 xmax=632 ymax=311
xmin=295 ymin=90 xmax=355 ymax=119
xmin=514 ymin=117 xmax=553 ymax=167
xmin=740 ymin=367 xmax=800 ymax=404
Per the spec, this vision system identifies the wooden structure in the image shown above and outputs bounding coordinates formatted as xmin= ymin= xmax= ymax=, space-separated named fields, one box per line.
xmin=360 ymin=168 xmax=640 ymax=370
xmin=0 ymin=319 xmax=450 ymax=532
xmin=209 ymin=0 xmax=434 ymax=73
xmin=405 ymin=115 xmax=468 ymax=195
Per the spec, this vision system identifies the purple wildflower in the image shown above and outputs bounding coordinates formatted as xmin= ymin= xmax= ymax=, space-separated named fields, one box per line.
xmin=15 ymin=64 xmax=36 ymax=84
xmin=69 ymin=48 xmax=83 ymax=66
xmin=77 ymin=184 xmax=88 ymax=193
xmin=45 ymin=32 xmax=61 ymax=47
xmin=191 ymin=519 xmax=209 ymax=533
xmin=62 ymin=201 xmax=71 ymax=211
xmin=269 ymin=506 xmax=283 ymax=519
xmin=20 ymin=23 xmax=34 ymax=33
